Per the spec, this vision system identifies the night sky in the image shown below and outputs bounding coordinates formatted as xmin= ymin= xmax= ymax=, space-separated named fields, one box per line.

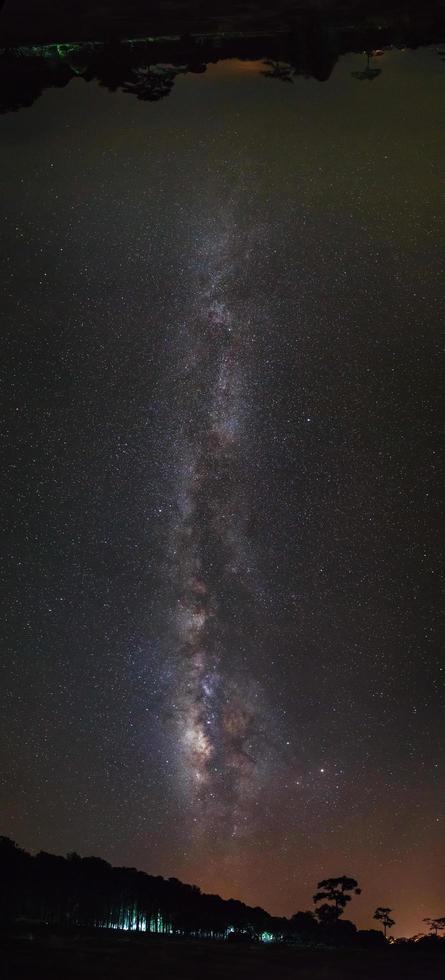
xmin=1 ymin=47 xmax=444 ymax=937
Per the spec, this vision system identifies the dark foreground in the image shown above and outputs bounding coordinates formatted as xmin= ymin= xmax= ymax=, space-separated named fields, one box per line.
xmin=2 ymin=935 xmax=444 ymax=980
xmin=1 ymin=0 xmax=444 ymax=45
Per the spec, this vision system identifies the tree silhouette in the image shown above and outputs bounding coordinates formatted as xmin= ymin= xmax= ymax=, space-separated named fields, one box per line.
xmin=313 ymin=876 xmax=361 ymax=923
xmin=122 ymin=65 xmax=187 ymax=103
xmin=423 ymin=916 xmax=445 ymax=936
xmin=373 ymin=906 xmax=395 ymax=938
xmin=289 ymin=910 xmax=319 ymax=942
xmin=0 ymin=837 xmax=294 ymax=941
xmin=261 ymin=61 xmax=293 ymax=84
xmin=351 ymin=52 xmax=382 ymax=82
xmin=0 ymin=19 xmax=441 ymax=118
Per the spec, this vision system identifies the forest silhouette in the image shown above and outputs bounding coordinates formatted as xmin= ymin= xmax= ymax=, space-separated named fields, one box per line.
xmin=2 ymin=836 xmax=445 ymax=953
xmin=0 ymin=7 xmax=444 ymax=116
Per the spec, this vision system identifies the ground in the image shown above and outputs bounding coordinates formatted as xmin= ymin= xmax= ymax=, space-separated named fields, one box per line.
xmin=2 ymin=934 xmax=444 ymax=980
xmin=0 ymin=0 xmax=442 ymax=45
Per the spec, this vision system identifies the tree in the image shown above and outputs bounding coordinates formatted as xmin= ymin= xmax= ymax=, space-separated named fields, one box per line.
xmin=357 ymin=928 xmax=387 ymax=948
xmin=373 ymin=907 xmax=395 ymax=938
xmin=351 ymin=52 xmax=382 ymax=82
xmin=423 ymin=916 xmax=445 ymax=936
xmin=123 ymin=65 xmax=186 ymax=103
xmin=289 ymin=910 xmax=319 ymax=942
xmin=313 ymin=876 xmax=361 ymax=924
xmin=261 ymin=61 xmax=293 ymax=83
xmin=0 ymin=837 xmax=31 ymax=924
xmin=315 ymin=902 xmax=342 ymax=926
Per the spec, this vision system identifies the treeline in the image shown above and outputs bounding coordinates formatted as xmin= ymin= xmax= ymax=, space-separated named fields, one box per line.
xmin=1 ymin=8 xmax=445 ymax=115
xmin=0 ymin=838 xmax=361 ymax=943
xmin=2 ymin=836 xmax=292 ymax=941
xmin=1 ymin=836 xmax=443 ymax=950
xmin=1 ymin=836 xmax=284 ymax=940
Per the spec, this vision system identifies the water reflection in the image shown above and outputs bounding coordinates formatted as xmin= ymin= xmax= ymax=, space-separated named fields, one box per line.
xmin=0 ymin=11 xmax=444 ymax=115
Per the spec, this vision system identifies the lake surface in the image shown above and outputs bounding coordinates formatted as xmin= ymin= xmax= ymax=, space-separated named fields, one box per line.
xmin=1 ymin=41 xmax=444 ymax=937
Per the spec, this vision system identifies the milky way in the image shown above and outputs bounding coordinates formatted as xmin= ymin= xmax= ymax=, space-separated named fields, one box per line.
xmin=168 ymin=214 xmax=263 ymax=834
xmin=1 ymin=49 xmax=444 ymax=937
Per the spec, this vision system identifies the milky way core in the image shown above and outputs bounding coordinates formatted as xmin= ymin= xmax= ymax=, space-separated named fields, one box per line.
xmin=167 ymin=212 xmax=265 ymax=836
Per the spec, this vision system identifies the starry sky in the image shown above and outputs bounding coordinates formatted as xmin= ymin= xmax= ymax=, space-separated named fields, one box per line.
xmin=1 ymin=47 xmax=444 ymax=937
